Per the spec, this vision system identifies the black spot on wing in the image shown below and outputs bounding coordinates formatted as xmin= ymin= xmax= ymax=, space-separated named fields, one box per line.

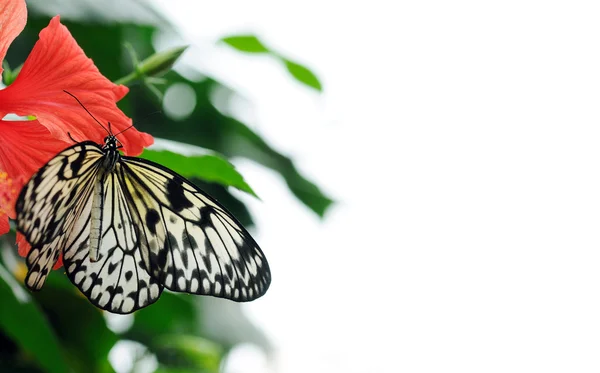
xmin=50 ymin=192 xmax=61 ymax=205
xmin=66 ymin=187 xmax=78 ymax=205
xmin=225 ymin=263 xmax=234 ymax=279
xmin=156 ymin=245 xmax=168 ymax=268
xmin=145 ymin=209 xmax=160 ymax=235
xmin=181 ymin=248 xmax=189 ymax=268
xmin=198 ymin=207 xmax=212 ymax=227
xmin=107 ymin=262 xmax=119 ymax=275
xmin=166 ymin=178 xmax=193 ymax=211
xmin=70 ymin=150 xmax=87 ymax=175
xmin=202 ymin=253 xmax=212 ymax=273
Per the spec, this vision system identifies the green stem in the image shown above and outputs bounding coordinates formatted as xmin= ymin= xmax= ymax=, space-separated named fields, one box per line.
xmin=113 ymin=71 xmax=139 ymax=86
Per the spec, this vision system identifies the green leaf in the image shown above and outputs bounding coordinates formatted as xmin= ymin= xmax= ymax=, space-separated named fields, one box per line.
xmin=32 ymin=286 xmax=118 ymax=373
xmin=127 ymin=293 xmax=198 ymax=339
xmin=223 ymin=117 xmax=334 ymax=216
xmin=140 ymin=149 xmax=258 ymax=197
xmin=282 ymin=59 xmax=323 ymax=91
xmin=2 ymin=61 xmax=22 ymax=86
xmin=154 ymin=335 xmax=222 ymax=373
xmin=221 ymin=34 xmax=322 ymax=91
xmin=0 ymin=263 xmax=70 ymax=373
xmin=221 ymin=35 xmax=269 ymax=53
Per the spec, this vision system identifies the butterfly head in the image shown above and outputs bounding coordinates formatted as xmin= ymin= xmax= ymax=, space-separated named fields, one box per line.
xmin=103 ymin=135 xmax=123 ymax=152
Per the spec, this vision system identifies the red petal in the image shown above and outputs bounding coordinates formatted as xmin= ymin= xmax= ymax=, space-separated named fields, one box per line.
xmin=0 ymin=120 xmax=69 ymax=191
xmin=0 ymin=214 xmax=8 ymax=236
xmin=0 ymin=16 xmax=153 ymax=155
xmin=0 ymin=0 xmax=26 ymax=75
xmin=0 ymin=169 xmax=23 ymax=220
xmin=54 ymin=254 xmax=63 ymax=269
xmin=16 ymin=232 xmax=29 ymax=257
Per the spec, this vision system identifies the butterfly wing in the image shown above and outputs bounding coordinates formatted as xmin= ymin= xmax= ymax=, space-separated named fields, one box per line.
xmin=61 ymin=171 xmax=163 ymax=314
xmin=118 ymin=156 xmax=271 ymax=301
xmin=16 ymin=141 xmax=104 ymax=246
xmin=24 ymin=180 xmax=95 ymax=290
xmin=17 ymin=142 xmax=163 ymax=313
xmin=17 ymin=142 xmax=103 ymax=289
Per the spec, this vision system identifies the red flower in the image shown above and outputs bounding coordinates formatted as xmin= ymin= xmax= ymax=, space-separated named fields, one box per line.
xmin=0 ymin=171 xmax=23 ymax=234
xmin=0 ymin=0 xmax=153 ymax=265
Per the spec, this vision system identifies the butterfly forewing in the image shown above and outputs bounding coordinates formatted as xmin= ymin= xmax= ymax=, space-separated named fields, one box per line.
xmin=16 ymin=142 xmax=104 ymax=246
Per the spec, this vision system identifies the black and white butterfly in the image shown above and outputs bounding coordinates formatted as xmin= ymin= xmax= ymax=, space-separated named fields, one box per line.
xmin=15 ymin=103 xmax=270 ymax=314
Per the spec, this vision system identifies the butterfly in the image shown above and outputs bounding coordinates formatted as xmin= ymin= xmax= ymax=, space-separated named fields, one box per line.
xmin=15 ymin=95 xmax=271 ymax=314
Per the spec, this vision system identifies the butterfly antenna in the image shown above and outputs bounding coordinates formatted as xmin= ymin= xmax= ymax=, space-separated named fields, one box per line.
xmin=143 ymin=110 xmax=162 ymax=119
xmin=63 ymin=90 xmax=111 ymax=136
xmin=67 ymin=132 xmax=78 ymax=143
xmin=114 ymin=109 xmax=161 ymax=137
xmin=114 ymin=124 xmax=135 ymax=136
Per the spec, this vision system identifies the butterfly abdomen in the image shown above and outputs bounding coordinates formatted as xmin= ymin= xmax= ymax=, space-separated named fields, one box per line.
xmin=89 ymin=173 xmax=105 ymax=262
xmin=90 ymin=148 xmax=119 ymax=262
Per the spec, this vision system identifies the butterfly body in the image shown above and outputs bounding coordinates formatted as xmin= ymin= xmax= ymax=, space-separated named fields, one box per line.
xmin=89 ymin=135 xmax=121 ymax=262
xmin=16 ymin=136 xmax=271 ymax=313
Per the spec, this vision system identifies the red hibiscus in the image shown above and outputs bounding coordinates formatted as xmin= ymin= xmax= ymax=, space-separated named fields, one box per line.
xmin=0 ymin=0 xmax=153 ymax=265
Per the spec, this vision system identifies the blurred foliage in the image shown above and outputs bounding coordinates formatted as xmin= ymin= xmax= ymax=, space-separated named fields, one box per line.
xmin=0 ymin=1 xmax=331 ymax=372
xmin=222 ymin=34 xmax=323 ymax=91
xmin=141 ymin=149 xmax=257 ymax=197
xmin=0 ymin=263 xmax=70 ymax=373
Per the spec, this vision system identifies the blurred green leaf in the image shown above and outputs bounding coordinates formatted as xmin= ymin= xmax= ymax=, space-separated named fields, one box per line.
xmin=154 ymin=335 xmax=222 ymax=373
xmin=221 ymin=35 xmax=269 ymax=53
xmin=141 ymin=149 xmax=257 ymax=197
xmin=221 ymin=34 xmax=323 ymax=91
xmin=32 ymin=287 xmax=118 ymax=373
xmin=283 ymin=58 xmax=323 ymax=91
xmin=0 ymin=263 xmax=70 ymax=373
xmin=127 ymin=293 xmax=198 ymax=339
xmin=2 ymin=61 xmax=22 ymax=86
xmin=127 ymin=294 xmax=224 ymax=373
xmin=223 ymin=117 xmax=334 ymax=216
xmin=154 ymin=368 xmax=204 ymax=373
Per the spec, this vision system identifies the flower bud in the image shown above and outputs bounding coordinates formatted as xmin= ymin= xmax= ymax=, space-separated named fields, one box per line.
xmin=137 ymin=46 xmax=188 ymax=78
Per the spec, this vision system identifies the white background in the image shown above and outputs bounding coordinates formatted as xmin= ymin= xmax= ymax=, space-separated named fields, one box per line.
xmin=156 ymin=1 xmax=600 ymax=372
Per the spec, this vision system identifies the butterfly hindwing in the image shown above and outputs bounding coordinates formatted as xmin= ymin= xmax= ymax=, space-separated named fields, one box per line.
xmin=62 ymin=172 xmax=163 ymax=314
xmin=24 ymin=185 xmax=94 ymax=290
xmin=18 ymin=142 xmax=103 ymax=289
